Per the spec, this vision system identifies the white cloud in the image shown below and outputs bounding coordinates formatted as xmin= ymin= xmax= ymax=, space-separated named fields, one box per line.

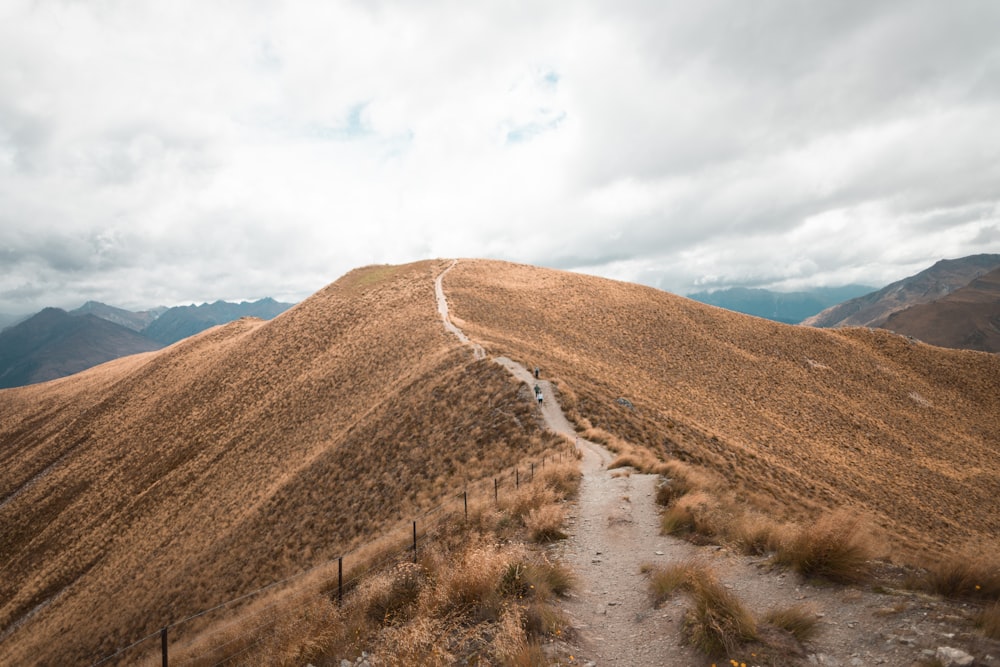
xmin=1 ymin=0 xmax=999 ymax=313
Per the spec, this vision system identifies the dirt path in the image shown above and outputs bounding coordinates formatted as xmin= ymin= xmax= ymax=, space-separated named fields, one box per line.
xmin=435 ymin=262 xmax=999 ymax=667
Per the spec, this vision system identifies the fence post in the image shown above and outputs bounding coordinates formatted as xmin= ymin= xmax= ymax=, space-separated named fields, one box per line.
xmin=531 ymin=463 xmax=534 ymax=482
xmin=515 ymin=468 xmax=519 ymax=489
xmin=412 ymin=521 xmax=417 ymax=563
xmin=161 ymin=626 xmax=168 ymax=667
xmin=494 ymin=478 xmax=498 ymax=504
xmin=463 ymin=490 xmax=468 ymax=521
xmin=338 ymin=557 xmax=343 ymax=606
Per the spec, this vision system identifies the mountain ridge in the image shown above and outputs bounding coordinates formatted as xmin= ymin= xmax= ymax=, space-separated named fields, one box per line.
xmin=802 ymin=253 xmax=1000 ymax=328
xmin=881 ymin=266 xmax=1000 ymax=352
xmin=1 ymin=259 xmax=997 ymax=665
xmin=687 ymin=284 xmax=875 ymax=324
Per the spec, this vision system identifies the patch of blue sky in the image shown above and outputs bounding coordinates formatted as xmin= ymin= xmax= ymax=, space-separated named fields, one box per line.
xmin=308 ymin=103 xmax=371 ymax=141
xmin=505 ymin=110 xmax=566 ymax=144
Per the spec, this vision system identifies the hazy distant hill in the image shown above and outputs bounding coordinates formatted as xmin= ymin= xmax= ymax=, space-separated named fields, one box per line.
xmin=70 ymin=300 xmax=166 ymax=332
xmin=1 ymin=260 xmax=998 ymax=664
xmin=802 ymin=254 xmax=1000 ymax=328
xmin=0 ymin=312 xmax=26 ymax=331
xmin=687 ymin=285 xmax=875 ymax=324
xmin=141 ymin=297 xmax=293 ymax=345
xmin=881 ymin=266 xmax=1000 ymax=352
xmin=0 ymin=308 xmax=163 ymax=388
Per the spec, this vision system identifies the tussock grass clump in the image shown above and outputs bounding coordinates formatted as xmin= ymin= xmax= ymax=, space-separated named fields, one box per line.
xmin=919 ymin=551 xmax=1000 ymax=601
xmin=684 ymin=567 xmax=758 ymax=657
xmin=524 ymin=504 xmax=568 ymax=543
xmin=773 ymin=510 xmax=874 ymax=584
xmin=498 ymin=484 xmax=559 ymax=522
xmin=655 ymin=475 xmax=694 ymax=506
xmin=358 ymin=562 xmax=427 ymax=625
xmin=641 ymin=561 xmax=698 ymax=607
xmin=660 ymin=491 xmax=720 ymax=538
xmin=763 ymin=604 xmax=820 ymax=642
xmin=976 ymin=602 xmax=1000 ymax=639
xmin=536 ymin=459 xmax=582 ymax=499
xmin=730 ymin=512 xmax=789 ymax=556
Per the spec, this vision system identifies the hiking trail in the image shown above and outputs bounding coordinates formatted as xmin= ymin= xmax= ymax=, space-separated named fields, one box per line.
xmin=435 ymin=260 xmax=997 ymax=667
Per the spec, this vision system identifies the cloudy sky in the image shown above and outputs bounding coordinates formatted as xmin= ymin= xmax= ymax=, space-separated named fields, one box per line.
xmin=2 ymin=1 xmax=999 ymax=314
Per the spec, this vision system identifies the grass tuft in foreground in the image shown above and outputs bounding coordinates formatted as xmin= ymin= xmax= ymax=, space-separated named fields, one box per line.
xmin=976 ymin=602 xmax=1000 ymax=640
xmin=918 ymin=551 xmax=1000 ymax=601
xmin=772 ymin=510 xmax=874 ymax=584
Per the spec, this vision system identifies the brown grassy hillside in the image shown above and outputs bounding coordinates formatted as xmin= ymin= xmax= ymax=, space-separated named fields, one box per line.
xmin=0 ymin=260 xmax=552 ymax=667
xmin=882 ymin=266 xmax=1000 ymax=353
xmin=444 ymin=259 xmax=1000 ymax=561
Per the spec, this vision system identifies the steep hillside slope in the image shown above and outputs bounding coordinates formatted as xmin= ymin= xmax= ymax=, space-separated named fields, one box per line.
xmin=803 ymin=253 xmax=1000 ymax=328
xmin=881 ymin=266 xmax=1000 ymax=353
xmin=444 ymin=259 xmax=1000 ymax=560
xmin=0 ymin=308 xmax=163 ymax=388
xmin=0 ymin=261 xmax=548 ymax=667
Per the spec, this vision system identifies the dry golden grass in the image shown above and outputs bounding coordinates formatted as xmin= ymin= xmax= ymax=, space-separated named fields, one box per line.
xmin=641 ymin=561 xmax=698 ymax=607
xmin=977 ymin=603 xmax=1000 ymax=640
xmin=643 ymin=562 xmax=818 ymax=663
xmin=772 ymin=510 xmax=875 ymax=584
xmin=918 ymin=549 xmax=1000 ymax=601
xmin=683 ymin=566 xmax=759 ymax=657
xmin=0 ymin=261 xmax=558 ymax=666
xmin=445 ymin=259 xmax=1000 ymax=569
xmin=6 ymin=257 xmax=1000 ymax=663
xmin=203 ymin=475 xmax=575 ymax=665
xmin=762 ymin=604 xmax=820 ymax=642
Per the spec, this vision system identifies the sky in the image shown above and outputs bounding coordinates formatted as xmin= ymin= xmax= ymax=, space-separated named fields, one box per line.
xmin=2 ymin=0 xmax=1000 ymax=314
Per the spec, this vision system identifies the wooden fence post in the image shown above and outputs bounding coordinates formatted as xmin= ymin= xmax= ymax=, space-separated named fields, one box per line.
xmin=338 ymin=557 xmax=343 ymax=606
xmin=494 ymin=478 xmax=498 ymax=504
xmin=412 ymin=521 xmax=417 ymax=563
xmin=161 ymin=626 xmax=168 ymax=667
xmin=463 ymin=490 xmax=468 ymax=521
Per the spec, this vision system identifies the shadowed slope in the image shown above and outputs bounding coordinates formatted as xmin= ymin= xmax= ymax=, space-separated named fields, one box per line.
xmin=444 ymin=259 xmax=1000 ymax=560
xmin=0 ymin=260 xmax=548 ymax=666
xmin=881 ymin=266 xmax=1000 ymax=353
xmin=803 ymin=253 xmax=1000 ymax=328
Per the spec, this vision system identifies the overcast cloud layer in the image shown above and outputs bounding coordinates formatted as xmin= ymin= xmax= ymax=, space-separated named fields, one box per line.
xmin=2 ymin=1 xmax=999 ymax=313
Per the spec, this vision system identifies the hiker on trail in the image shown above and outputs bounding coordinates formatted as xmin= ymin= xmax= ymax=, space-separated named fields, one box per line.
xmin=535 ymin=386 xmax=543 ymax=405
xmin=534 ymin=367 xmax=540 ymax=378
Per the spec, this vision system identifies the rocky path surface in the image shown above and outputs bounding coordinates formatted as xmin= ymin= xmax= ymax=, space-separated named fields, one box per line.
xmin=435 ymin=262 xmax=998 ymax=667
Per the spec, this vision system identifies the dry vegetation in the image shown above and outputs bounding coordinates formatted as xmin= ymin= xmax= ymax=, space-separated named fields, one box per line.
xmin=4 ymin=257 xmax=1000 ymax=665
xmin=444 ymin=259 xmax=1000 ymax=568
xmin=156 ymin=459 xmax=581 ymax=666
xmin=0 ymin=261 xmax=559 ymax=665
xmin=641 ymin=560 xmax=816 ymax=664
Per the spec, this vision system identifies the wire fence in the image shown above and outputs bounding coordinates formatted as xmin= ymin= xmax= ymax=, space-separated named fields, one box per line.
xmin=89 ymin=443 xmax=577 ymax=667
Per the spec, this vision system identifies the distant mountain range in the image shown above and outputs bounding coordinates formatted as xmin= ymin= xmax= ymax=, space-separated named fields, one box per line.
xmin=802 ymin=254 xmax=1000 ymax=328
xmin=881 ymin=266 xmax=1000 ymax=353
xmin=0 ymin=298 xmax=295 ymax=388
xmin=70 ymin=300 xmax=167 ymax=332
xmin=142 ymin=298 xmax=291 ymax=345
xmin=687 ymin=285 xmax=875 ymax=324
xmin=0 ymin=308 xmax=163 ymax=388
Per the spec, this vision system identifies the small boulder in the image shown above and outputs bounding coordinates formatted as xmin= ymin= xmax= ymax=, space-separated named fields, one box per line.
xmin=936 ymin=646 xmax=974 ymax=667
